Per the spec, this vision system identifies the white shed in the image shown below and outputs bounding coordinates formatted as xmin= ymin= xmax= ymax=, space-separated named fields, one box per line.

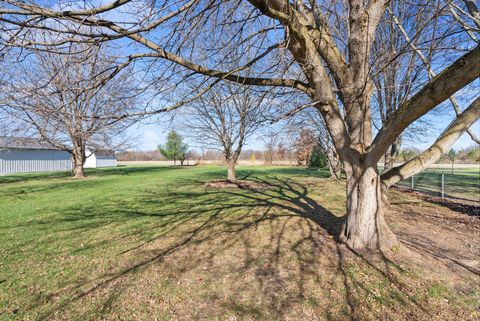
xmin=0 ymin=136 xmax=72 ymax=175
xmin=84 ymin=150 xmax=117 ymax=168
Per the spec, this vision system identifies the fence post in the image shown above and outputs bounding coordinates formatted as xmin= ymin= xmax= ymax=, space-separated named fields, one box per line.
xmin=441 ymin=171 xmax=445 ymax=198
xmin=411 ymin=175 xmax=414 ymax=189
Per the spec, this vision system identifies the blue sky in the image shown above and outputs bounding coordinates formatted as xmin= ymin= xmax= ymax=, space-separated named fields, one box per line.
xmin=127 ymin=118 xmax=271 ymax=151
xmin=48 ymin=0 xmax=479 ymax=153
xmin=131 ymin=125 xmax=479 ymax=152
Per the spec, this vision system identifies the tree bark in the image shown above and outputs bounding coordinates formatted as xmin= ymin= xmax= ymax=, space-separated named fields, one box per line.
xmin=72 ymin=149 xmax=86 ymax=178
xmin=227 ymin=159 xmax=236 ymax=182
xmin=384 ymin=137 xmax=401 ymax=172
xmin=340 ymin=166 xmax=399 ymax=251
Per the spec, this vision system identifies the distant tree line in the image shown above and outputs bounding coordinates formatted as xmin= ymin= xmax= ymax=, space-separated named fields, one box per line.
xmin=117 ymin=148 xmax=294 ymax=163
xmin=398 ymin=145 xmax=479 ymax=163
xmin=120 ymin=143 xmax=479 ymax=165
xmin=117 ymin=150 xmax=166 ymax=162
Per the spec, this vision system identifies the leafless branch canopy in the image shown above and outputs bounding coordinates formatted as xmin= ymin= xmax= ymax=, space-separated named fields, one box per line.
xmin=0 ymin=42 xmax=141 ymax=176
xmin=1 ymin=0 xmax=479 ymax=180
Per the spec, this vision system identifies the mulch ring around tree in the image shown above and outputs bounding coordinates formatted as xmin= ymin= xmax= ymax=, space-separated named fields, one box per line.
xmin=205 ymin=179 xmax=271 ymax=190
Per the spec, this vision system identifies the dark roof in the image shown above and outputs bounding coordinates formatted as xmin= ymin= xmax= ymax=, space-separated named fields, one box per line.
xmin=0 ymin=136 xmax=61 ymax=150
xmin=94 ymin=150 xmax=116 ymax=157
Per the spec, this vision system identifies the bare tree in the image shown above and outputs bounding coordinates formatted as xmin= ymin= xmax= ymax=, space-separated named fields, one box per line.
xmin=184 ymin=83 xmax=271 ymax=181
xmin=371 ymin=3 xmax=425 ymax=171
xmin=382 ymin=4 xmax=480 ymax=147
xmin=1 ymin=44 xmax=139 ymax=178
xmin=1 ymin=0 xmax=479 ymax=251
xmin=259 ymin=130 xmax=281 ymax=165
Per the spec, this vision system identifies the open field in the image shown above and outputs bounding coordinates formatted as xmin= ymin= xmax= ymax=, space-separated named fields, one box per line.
xmin=0 ymin=166 xmax=479 ymax=320
xmin=118 ymin=160 xmax=297 ymax=166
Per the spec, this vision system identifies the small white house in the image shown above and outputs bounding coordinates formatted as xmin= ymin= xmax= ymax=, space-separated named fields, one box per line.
xmin=0 ymin=136 xmax=72 ymax=175
xmin=84 ymin=150 xmax=117 ymax=168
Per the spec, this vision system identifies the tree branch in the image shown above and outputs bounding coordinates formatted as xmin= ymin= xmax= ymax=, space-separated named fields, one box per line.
xmin=248 ymin=0 xmax=349 ymax=89
xmin=381 ymin=97 xmax=480 ymax=187
xmin=387 ymin=7 xmax=480 ymax=144
xmin=463 ymin=0 xmax=480 ymax=29
xmin=368 ymin=45 xmax=480 ymax=162
xmin=14 ymin=0 xmax=132 ymax=17
xmin=4 ymin=2 xmax=311 ymax=93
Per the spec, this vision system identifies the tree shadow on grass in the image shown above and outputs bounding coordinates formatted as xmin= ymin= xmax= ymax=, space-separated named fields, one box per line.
xmin=0 ymin=165 xmax=181 ymax=185
xmin=250 ymin=166 xmax=332 ymax=178
xmin=0 ymin=178 xmax=118 ymax=200
xmin=0 ymin=166 xmax=183 ymax=199
xmin=6 ymin=174 xmax=473 ymax=320
xmin=86 ymin=165 xmax=185 ymax=177
xmin=0 ymin=170 xmax=72 ymax=184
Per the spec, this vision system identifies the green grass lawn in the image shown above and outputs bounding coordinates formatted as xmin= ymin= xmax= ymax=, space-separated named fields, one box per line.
xmin=394 ymin=168 xmax=479 ymax=201
xmin=0 ymin=165 xmax=478 ymax=320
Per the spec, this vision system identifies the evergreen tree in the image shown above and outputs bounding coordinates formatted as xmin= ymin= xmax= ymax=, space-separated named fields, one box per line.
xmin=158 ymin=130 xmax=189 ymax=165
xmin=308 ymin=144 xmax=328 ymax=168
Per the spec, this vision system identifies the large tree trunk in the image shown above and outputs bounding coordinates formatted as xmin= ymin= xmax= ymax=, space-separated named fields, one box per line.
xmin=72 ymin=149 xmax=86 ymax=178
xmin=340 ymin=166 xmax=399 ymax=251
xmin=227 ymin=160 xmax=236 ymax=182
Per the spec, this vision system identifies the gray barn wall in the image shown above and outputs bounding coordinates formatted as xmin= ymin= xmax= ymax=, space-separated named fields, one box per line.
xmin=0 ymin=149 xmax=72 ymax=175
xmin=95 ymin=157 xmax=117 ymax=168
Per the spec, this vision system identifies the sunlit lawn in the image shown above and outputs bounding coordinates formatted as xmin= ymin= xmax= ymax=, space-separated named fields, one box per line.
xmin=0 ymin=165 xmax=478 ymax=320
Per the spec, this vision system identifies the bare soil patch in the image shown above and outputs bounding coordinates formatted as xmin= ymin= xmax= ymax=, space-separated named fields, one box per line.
xmin=393 ymin=185 xmax=480 ymax=216
xmin=389 ymin=189 xmax=480 ymax=276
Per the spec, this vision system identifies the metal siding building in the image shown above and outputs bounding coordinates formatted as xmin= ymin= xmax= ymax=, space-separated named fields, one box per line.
xmin=0 ymin=137 xmax=72 ymax=175
xmin=84 ymin=150 xmax=117 ymax=168
xmin=96 ymin=156 xmax=117 ymax=168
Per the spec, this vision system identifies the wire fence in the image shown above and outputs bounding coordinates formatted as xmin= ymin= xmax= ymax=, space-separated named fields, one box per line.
xmin=382 ymin=168 xmax=479 ymax=202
